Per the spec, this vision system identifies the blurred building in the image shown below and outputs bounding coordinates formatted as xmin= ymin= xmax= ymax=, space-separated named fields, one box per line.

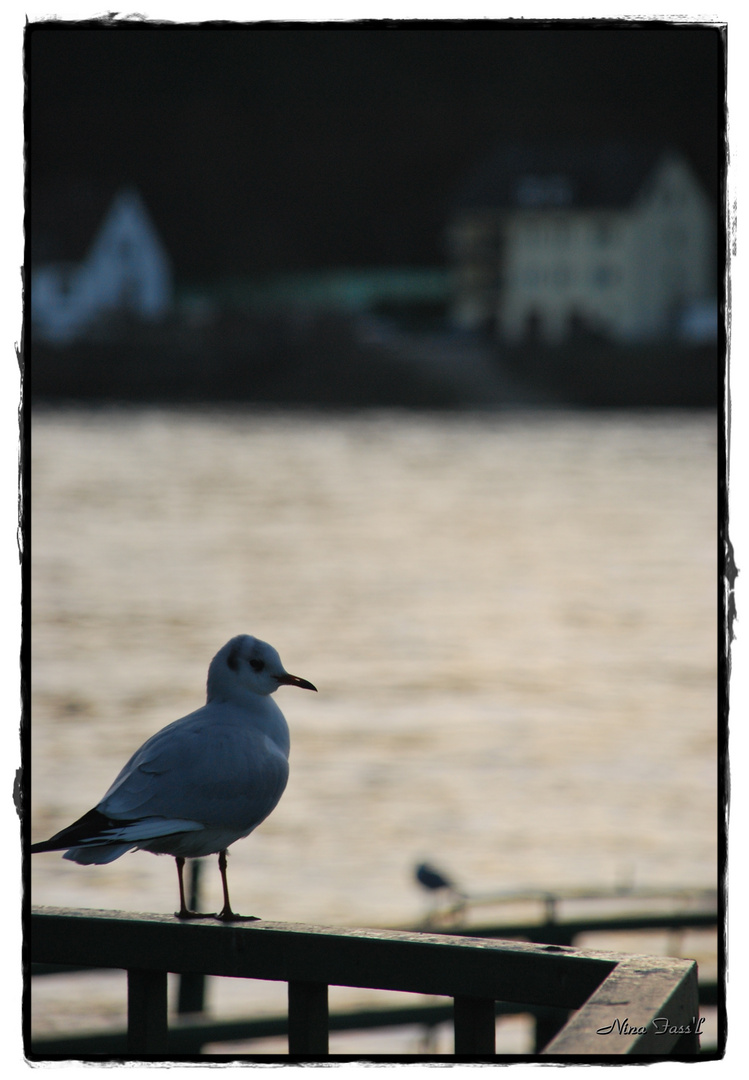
xmin=448 ymin=143 xmax=714 ymax=345
xmin=31 ymin=188 xmax=173 ymax=344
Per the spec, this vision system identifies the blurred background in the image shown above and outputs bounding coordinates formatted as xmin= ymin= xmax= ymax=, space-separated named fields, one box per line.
xmin=28 ymin=23 xmax=720 ymax=1055
xmin=29 ymin=23 xmax=721 ymax=407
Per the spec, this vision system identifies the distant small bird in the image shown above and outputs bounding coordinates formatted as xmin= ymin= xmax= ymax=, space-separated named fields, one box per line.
xmin=415 ymin=862 xmax=468 ymax=923
xmin=416 ymin=862 xmax=456 ymax=893
xmin=31 ymin=635 xmax=317 ymax=921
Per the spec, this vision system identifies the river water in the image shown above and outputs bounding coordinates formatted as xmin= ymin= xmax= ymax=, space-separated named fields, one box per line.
xmin=29 ymin=407 xmax=718 ymax=1052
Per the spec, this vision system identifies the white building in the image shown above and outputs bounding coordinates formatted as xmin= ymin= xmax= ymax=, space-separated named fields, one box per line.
xmin=448 ymin=143 xmax=714 ymax=345
xmin=32 ymin=188 xmax=173 ymax=344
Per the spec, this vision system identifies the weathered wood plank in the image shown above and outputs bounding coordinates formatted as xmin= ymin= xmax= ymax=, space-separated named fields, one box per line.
xmin=288 ymin=981 xmax=329 ymax=1054
xmin=127 ymin=969 xmax=168 ymax=1055
xmin=31 ymin=907 xmax=701 ymax=1057
xmin=453 ymin=995 xmax=496 ymax=1053
xmin=31 ymin=999 xmax=568 ymax=1055
xmin=31 ymin=907 xmax=614 ymax=1008
xmin=542 ymin=955 xmax=700 ymax=1055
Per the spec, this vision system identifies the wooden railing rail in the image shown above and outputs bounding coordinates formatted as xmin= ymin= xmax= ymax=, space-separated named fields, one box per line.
xmin=30 ymin=999 xmax=572 ymax=1055
xmin=29 ymin=906 xmax=700 ymax=1058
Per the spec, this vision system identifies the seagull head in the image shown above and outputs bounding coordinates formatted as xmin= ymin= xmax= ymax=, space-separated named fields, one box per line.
xmin=208 ymin=635 xmax=317 ymax=700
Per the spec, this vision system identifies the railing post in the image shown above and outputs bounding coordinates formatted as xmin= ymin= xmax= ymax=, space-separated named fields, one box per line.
xmin=127 ymin=969 xmax=169 ymax=1056
xmin=32 ymin=908 xmax=711 ymax=1057
xmin=453 ymin=995 xmax=496 ymax=1054
xmin=673 ymin=1025 xmax=701 ymax=1054
xmin=288 ymin=980 xmax=329 ymax=1054
xmin=534 ymin=1006 xmax=569 ymax=1051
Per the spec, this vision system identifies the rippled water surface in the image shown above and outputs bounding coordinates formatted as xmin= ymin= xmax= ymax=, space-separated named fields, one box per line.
xmin=29 ymin=407 xmax=718 ymax=1047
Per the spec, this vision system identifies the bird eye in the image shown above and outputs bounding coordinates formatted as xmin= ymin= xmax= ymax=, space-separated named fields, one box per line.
xmin=249 ymin=659 xmax=265 ymax=672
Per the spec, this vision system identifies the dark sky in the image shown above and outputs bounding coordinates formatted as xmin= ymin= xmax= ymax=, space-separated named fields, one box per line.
xmin=28 ymin=22 xmax=724 ymax=282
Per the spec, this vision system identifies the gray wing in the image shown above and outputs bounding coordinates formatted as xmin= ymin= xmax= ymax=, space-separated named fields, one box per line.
xmin=98 ymin=707 xmax=290 ymax=833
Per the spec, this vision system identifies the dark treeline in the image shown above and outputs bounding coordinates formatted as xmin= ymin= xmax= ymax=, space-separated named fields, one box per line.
xmin=29 ymin=23 xmax=723 ymax=282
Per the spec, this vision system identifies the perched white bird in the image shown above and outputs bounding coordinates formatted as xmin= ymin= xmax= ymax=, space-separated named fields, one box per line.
xmin=31 ymin=635 xmax=317 ymax=921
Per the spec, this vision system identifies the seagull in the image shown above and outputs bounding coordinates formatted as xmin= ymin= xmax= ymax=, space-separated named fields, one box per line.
xmin=30 ymin=635 xmax=317 ymax=922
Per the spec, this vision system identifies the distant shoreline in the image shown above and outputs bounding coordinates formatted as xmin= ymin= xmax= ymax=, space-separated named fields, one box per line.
xmin=29 ymin=315 xmax=719 ymax=410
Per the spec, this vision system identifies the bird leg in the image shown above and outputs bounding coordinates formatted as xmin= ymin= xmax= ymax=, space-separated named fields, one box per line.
xmin=216 ymin=849 xmax=259 ymax=922
xmin=174 ymin=856 xmax=217 ymax=920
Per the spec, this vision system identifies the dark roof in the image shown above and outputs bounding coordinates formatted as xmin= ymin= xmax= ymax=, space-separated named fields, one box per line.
xmin=456 ymin=141 xmax=675 ymax=212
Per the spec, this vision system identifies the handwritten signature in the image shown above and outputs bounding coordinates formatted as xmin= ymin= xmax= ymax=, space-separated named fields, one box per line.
xmin=597 ymin=1016 xmax=705 ymax=1036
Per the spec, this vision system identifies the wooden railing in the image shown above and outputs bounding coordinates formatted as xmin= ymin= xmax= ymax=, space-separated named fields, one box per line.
xmin=29 ymin=906 xmax=701 ymax=1058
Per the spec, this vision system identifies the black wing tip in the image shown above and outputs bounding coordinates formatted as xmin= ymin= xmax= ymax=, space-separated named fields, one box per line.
xmin=30 ymin=807 xmax=117 ymax=852
xmin=30 ymin=839 xmax=64 ymax=854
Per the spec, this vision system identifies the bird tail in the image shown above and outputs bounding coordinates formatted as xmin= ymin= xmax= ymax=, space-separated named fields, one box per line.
xmin=63 ymin=843 xmax=135 ymax=865
xmin=30 ymin=809 xmax=119 ymax=854
xmin=30 ymin=830 xmax=136 ymax=864
xmin=31 ymin=807 xmax=204 ymax=864
xmin=30 ymin=809 xmax=137 ymax=864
